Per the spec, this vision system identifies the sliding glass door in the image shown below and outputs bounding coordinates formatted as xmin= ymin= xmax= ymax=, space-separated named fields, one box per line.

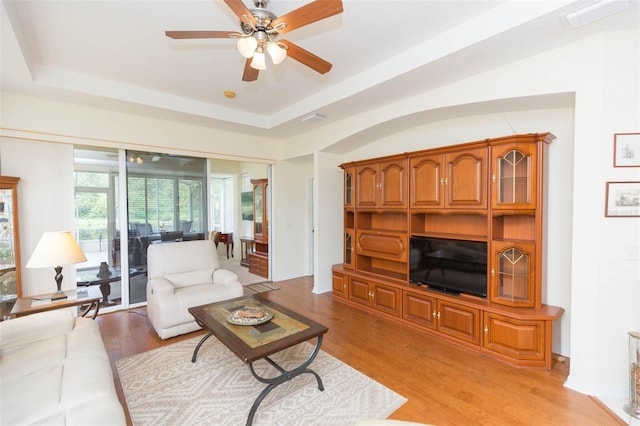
xmin=125 ymin=151 xmax=207 ymax=304
xmin=74 ymin=147 xmax=123 ymax=308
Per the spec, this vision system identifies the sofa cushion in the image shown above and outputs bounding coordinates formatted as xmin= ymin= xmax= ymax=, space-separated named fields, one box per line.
xmin=147 ymin=240 xmax=220 ymax=279
xmin=156 ymin=283 xmax=238 ymax=329
xmin=1 ymin=334 xmax=67 ymax=381
xmin=2 ymin=365 xmax=64 ymax=425
xmin=0 ymin=310 xmax=126 ymax=425
xmin=165 ymin=268 xmax=215 ymax=288
xmin=0 ymin=308 xmax=75 ymax=350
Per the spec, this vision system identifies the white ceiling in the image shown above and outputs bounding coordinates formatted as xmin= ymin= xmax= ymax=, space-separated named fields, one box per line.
xmin=2 ymin=0 xmax=638 ymax=139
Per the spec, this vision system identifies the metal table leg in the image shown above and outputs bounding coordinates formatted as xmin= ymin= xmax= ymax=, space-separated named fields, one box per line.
xmin=191 ymin=331 xmax=214 ymax=363
xmin=245 ymin=335 xmax=324 ymax=426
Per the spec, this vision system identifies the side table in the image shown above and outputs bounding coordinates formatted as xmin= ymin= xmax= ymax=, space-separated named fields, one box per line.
xmin=220 ymin=232 xmax=234 ymax=259
xmin=10 ymin=286 xmax=101 ymax=319
xmin=240 ymin=237 xmax=252 ymax=267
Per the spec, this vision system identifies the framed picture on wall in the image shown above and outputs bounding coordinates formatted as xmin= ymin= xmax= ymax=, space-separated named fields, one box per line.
xmin=605 ymin=181 xmax=640 ymax=217
xmin=614 ymin=133 xmax=640 ymax=167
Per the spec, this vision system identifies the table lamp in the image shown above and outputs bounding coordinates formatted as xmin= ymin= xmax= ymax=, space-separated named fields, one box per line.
xmin=26 ymin=231 xmax=87 ymax=300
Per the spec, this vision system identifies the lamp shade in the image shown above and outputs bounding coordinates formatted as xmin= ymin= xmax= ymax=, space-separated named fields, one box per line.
xmin=250 ymin=50 xmax=267 ymax=70
xmin=267 ymin=41 xmax=287 ymax=65
xmin=237 ymin=37 xmax=258 ymax=58
xmin=26 ymin=231 xmax=87 ymax=268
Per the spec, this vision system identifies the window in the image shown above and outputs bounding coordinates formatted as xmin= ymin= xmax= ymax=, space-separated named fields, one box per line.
xmin=210 ymin=175 xmax=234 ymax=232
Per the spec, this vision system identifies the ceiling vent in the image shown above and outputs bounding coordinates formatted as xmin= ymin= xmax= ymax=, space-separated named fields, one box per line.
xmin=301 ymin=113 xmax=326 ymax=123
xmin=564 ymin=0 xmax=629 ymax=29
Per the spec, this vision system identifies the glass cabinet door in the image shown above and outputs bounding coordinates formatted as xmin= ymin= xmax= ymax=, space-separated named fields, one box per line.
xmin=254 ymin=184 xmax=263 ymax=235
xmin=251 ymin=179 xmax=268 ymax=244
xmin=344 ymin=229 xmax=353 ymax=268
xmin=492 ymin=144 xmax=537 ymax=209
xmin=490 ymin=241 xmax=535 ymax=307
xmin=0 ymin=177 xmax=21 ymax=306
xmin=344 ymin=166 xmax=354 ymax=207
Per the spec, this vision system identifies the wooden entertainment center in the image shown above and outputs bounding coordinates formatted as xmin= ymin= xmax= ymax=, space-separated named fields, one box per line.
xmin=331 ymin=133 xmax=564 ymax=369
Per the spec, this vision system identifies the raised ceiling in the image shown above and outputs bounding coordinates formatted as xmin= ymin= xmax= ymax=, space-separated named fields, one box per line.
xmin=2 ymin=1 xmax=638 ymax=138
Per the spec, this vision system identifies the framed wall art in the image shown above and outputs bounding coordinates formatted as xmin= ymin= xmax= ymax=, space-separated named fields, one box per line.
xmin=605 ymin=181 xmax=640 ymax=217
xmin=614 ymin=133 xmax=640 ymax=167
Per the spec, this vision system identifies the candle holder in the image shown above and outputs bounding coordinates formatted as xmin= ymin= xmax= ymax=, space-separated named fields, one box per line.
xmin=624 ymin=331 xmax=640 ymax=419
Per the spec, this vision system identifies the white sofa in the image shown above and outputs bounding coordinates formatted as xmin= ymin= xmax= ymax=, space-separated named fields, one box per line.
xmin=0 ymin=308 xmax=126 ymax=425
xmin=146 ymin=239 xmax=244 ymax=339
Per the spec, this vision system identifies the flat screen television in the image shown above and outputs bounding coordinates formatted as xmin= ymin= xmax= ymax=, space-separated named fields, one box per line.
xmin=409 ymin=236 xmax=487 ymax=298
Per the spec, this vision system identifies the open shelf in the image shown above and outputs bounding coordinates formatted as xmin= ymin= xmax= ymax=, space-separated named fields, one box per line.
xmin=345 ymin=210 xmax=355 ymax=228
xmin=356 ymin=255 xmax=407 ymax=281
xmin=492 ymin=215 xmax=536 ymax=242
xmin=411 ymin=212 xmax=487 ymax=239
xmin=358 ymin=211 xmax=407 ymax=232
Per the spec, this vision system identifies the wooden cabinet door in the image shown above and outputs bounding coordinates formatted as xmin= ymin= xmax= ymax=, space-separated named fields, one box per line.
xmin=437 ymin=300 xmax=481 ymax=345
xmin=344 ymin=228 xmax=354 ymax=269
xmin=410 ymin=153 xmax=443 ymax=208
xmin=490 ymin=241 xmax=536 ymax=308
xmin=491 ymin=143 xmax=538 ymax=210
xmin=348 ymin=276 xmax=371 ymax=307
xmin=483 ymin=312 xmax=546 ymax=366
xmin=355 ymin=165 xmax=379 ymax=208
xmin=332 ymin=272 xmax=347 ymax=298
xmin=445 ymin=148 xmax=487 ymax=209
xmin=251 ymin=179 xmax=268 ymax=244
xmin=371 ymin=281 xmax=401 ymax=317
xmin=403 ymin=289 xmax=437 ymax=329
xmin=379 ymin=159 xmax=408 ymax=208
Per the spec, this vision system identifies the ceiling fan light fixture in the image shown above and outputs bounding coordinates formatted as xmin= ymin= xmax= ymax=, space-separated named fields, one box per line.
xmin=267 ymin=41 xmax=287 ymax=64
xmin=237 ymin=36 xmax=258 ymax=58
xmin=250 ymin=49 xmax=267 ymax=70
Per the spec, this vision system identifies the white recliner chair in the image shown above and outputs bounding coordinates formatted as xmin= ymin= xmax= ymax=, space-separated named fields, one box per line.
xmin=146 ymin=239 xmax=244 ymax=339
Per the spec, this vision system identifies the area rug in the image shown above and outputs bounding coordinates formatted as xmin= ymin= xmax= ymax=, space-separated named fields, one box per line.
xmin=116 ymin=336 xmax=406 ymax=425
xmin=243 ymin=281 xmax=279 ymax=295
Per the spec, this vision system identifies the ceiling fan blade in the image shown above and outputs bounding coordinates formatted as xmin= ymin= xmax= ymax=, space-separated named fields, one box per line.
xmin=224 ymin=0 xmax=257 ymax=27
xmin=272 ymin=0 xmax=343 ymax=35
xmin=242 ymin=59 xmax=259 ymax=82
xmin=280 ymin=40 xmax=332 ymax=74
xmin=165 ymin=30 xmax=238 ymax=39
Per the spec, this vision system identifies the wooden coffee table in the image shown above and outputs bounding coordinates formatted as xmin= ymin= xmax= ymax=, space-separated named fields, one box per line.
xmin=189 ymin=295 xmax=328 ymax=426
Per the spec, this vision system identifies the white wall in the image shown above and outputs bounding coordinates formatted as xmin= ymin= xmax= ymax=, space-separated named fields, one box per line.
xmin=2 ymin=93 xmax=279 ymax=164
xmin=0 ymin=138 xmax=77 ymax=296
xmin=565 ymin=31 xmax=640 ymax=403
xmin=313 ymin=151 xmax=344 ymax=294
xmin=270 ymin=156 xmax=313 ymax=281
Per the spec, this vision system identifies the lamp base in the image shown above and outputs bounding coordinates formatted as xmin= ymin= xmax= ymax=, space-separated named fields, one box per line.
xmin=51 ymin=266 xmax=68 ymax=300
xmin=51 ymin=290 xmax=68 ymax=300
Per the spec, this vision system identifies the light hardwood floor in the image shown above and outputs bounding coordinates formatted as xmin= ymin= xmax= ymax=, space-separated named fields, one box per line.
xmin=98 ymin=276 xmax=624 ymax=426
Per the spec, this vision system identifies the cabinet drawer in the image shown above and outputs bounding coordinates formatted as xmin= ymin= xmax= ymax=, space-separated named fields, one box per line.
xmin=248 ymin=253 xmax=268 ymax=265
xmin=355 ymin=230 xmax=407 ymax=262
xmin=248 ymin=253 xmax=269 ymax=278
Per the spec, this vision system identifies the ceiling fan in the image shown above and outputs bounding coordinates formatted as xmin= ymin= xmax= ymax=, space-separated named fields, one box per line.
xmin=165 ymin=0 xmax=343 ymax=82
